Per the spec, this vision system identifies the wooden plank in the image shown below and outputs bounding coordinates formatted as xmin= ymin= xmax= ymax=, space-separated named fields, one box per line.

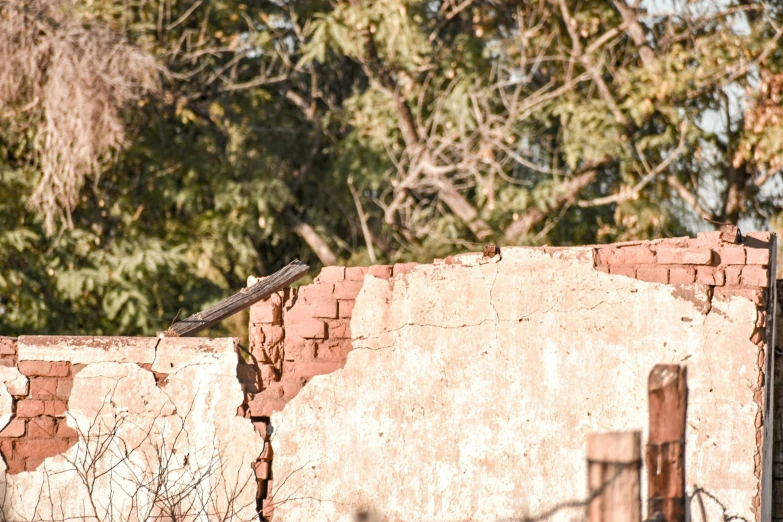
xmin=587 ymin=431 xmax=642 ymax=522
xmin=646 ymin=365 xmax=687 ymax=522
xmin=164 ymin=260 xmax=309 ymax=337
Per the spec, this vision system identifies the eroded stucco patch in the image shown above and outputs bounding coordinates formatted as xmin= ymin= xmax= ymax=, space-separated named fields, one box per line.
xmin=270 ymin=247 xmax=762 ymax=522
xmin=1 ymin=337 xmax=260 ymax=521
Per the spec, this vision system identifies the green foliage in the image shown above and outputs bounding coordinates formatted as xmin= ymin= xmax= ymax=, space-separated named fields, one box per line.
xmin=2 ymin=0 xmax=783 ymax=335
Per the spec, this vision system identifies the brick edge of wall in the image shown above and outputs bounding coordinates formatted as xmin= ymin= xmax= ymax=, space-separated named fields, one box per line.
xmin=592 ymin=230 xmax=776 ymax=521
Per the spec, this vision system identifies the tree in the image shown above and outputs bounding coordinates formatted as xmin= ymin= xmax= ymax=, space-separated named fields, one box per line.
xmin=1 ymin=0 xmax=782 ymax=336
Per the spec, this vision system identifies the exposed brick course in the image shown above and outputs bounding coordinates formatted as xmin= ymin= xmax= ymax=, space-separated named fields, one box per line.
xmin=593 ymin=231 xmax=776 ymax=518
xmin=244 ymin=235 xmax=776 ymax=516
xmin=0 ymin=359 xmax=76 ymax=474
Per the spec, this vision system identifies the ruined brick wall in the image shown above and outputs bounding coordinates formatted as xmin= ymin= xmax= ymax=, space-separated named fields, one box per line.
xmin=260 ymin=235 xmax=777 ymax=522
xmin=0 ymin=338 xmax=77 ymax=474
xmin=242 ymin=264 xmax=400 ymax=417
xmin=0 ymin=233 xmax=778 ymax=522
xmin=592 ymin=230 xmax=777 ymax=519
xmin=242 ymin=264 xmax=412 ymax=517
xmin=0 ymin=336 xmax=260 ymax=520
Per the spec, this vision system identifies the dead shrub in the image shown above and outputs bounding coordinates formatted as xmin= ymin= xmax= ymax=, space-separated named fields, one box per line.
xmin=0 ymin=0 xmax=160 ymax=233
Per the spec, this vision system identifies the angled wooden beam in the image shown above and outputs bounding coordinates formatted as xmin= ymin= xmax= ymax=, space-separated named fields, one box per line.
xmin=164 ymin=260 xmax=309 ymax=337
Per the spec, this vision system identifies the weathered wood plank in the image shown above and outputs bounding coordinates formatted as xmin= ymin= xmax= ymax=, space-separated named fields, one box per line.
xmin=587 ymin=431 xmax=642 ymax=522
xmin=646 ymin=364 xmax=687 ymax=522
xmin=164 ymin=260 xmax=309 ymax=337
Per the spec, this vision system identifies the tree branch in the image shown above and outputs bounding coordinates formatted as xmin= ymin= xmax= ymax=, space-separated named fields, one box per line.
xmin=559 ymin=0 xmax=627 ymax=125
xmin=504 ymin=169 xmax=598 ymax=243
xmin=285 ymin=210 xmax=338 ymax=265
xmin=666 ymin=175 xmax=714 ymax=221
xmin=577 ymin=125 xmax=686 ymax=207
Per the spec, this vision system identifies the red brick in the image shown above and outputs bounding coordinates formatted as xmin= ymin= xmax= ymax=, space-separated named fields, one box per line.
xmin=247 ymin=392 xmax=287 ymax=417
xmin=0 ymin=337 xmax=16 ymax=356
xmin=25 ymin=456 xmax=45 ymax=471
xmin=311 ymin=299 xmax=338 ymax=319
xmin=744 ymin=231 xmax=773 ymax=248
xmin=696 ymin=231 xmax=722 ymax=245
xmin=345 ymin=267 xmax=368 ymax=281
xmin=281 ymin=376 xmax=306 ymax=399
xmin=742 ymin=266 xmax=770 ymax=287
xmin=368 ymin=265 xmax=393 ymax=279
xmin=287 ymin=361 xmax=343 ymax=380
xmin=725 ymin=266 xmax=741 ymax=286
xmin=257 ymin=364 xmax=279 ymax=387
xmin=714 ymin=287 xmax=766 ymax=307
xmin=636 ymin=266 xmax=669 ymax=284
xmin=609 ymin=246 xmax=655 ymax=264
xmin=595 ymin=248 xmax=612 ymax=265
xmin=253 ymin=421 xmax=269 ymax=440
xmin=393 ymin=263 xmax=417 ymax=276
xmin=56 ymin=420 xmax=78 ymax=439
xmin=30 ymin=377 xmax=58 ymax=399
xmin=316 ymin=342 xmax=350 ymax=361
xmin=249 ymin=301 xmax=281 ymax=324
xmin=656 ymin=247 xmax=713 ymax=265
xmin=43 ymin=362 xmax=71 ymax=377
xmin=333 ymin=281 xmax=364 ymax=300
xmin=254 ymin=460 xmax=271 ymax=479
xmin=328 ymin=319 xmax=351 ymax=339
xmin=338 ymin=300 xmax=355 ymax=318
xmin=0 ymin=358 xmax=15 ymax=368
xmin=43 ymin=400 xmax=67 ymax=417
xmin=287 ymin=320 xmax=326 ymax=339
xmin=14 ymin=439 xmax=70 ymax=459
xmin=0 ymin=418 xmax=25 ymax=438
xmin=260 ymin=441 xmax=273 ymax=461
xmin=5 ymin=459 xmax=24 ymax=474
xmin=284 ymin=338 xmax=316 ymax=361
xmin=316 ymin=266 xmax=345 ymax=283
xmin=746 ymin=248 xmax=770 ymax=266
xmin=27 ymin=416 xmax=56 ymax=439
xmin=609 ymin=265 xmax=635 ymax=278
xmin=594 ymin=265 xmax=609 ymax=273
xmin=696 ymin=267 xmax=725 ymax=286
xmin=251 ymin=324 xmax=284 ymax=351
xmin=669 ymin=267 xmax=696 ymax=284
xmin=714 ymin=246 xmax=746 ymax=265
xmin=18 ymin=361 xmax=70 ymax=377
xmin=17 ymin=400 xmax=44 ymax=418
xmin=296 ymin=283 xmax=334 ymax=303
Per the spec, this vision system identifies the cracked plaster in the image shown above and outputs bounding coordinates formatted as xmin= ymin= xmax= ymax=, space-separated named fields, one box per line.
xmin=271 ymin=247 xmax=762 ymax=522
xmin=2 ymin=337 xmax=260 ymax=521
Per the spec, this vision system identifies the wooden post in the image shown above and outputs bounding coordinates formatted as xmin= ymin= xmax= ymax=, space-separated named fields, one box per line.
xmin=646 ymin=365 xmax=687 ymax=522
xmin=587 ymin=431 xmax=642 ymax=522
xmin=164 ymin=260 xmax=309 ymax=337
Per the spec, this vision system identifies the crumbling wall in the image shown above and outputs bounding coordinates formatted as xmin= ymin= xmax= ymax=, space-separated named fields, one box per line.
xmin=0 ymin=233 xmax=776 ymax=522
xmin=265 ymin=233 xmax=776 ymax=522
xmin=0 ymin=336 xmax=260 ymax=521
xmin=243 ymin=265 xmax=406 ymax=417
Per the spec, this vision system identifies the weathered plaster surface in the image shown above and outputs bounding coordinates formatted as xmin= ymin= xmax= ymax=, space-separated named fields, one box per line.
xmin=2 ymin=337 xmax=260 ymax=521
xmin=18 ymin=336 xmax=158 ymax=364
xmin=271 ymin=248 xmax=761 ymax=522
